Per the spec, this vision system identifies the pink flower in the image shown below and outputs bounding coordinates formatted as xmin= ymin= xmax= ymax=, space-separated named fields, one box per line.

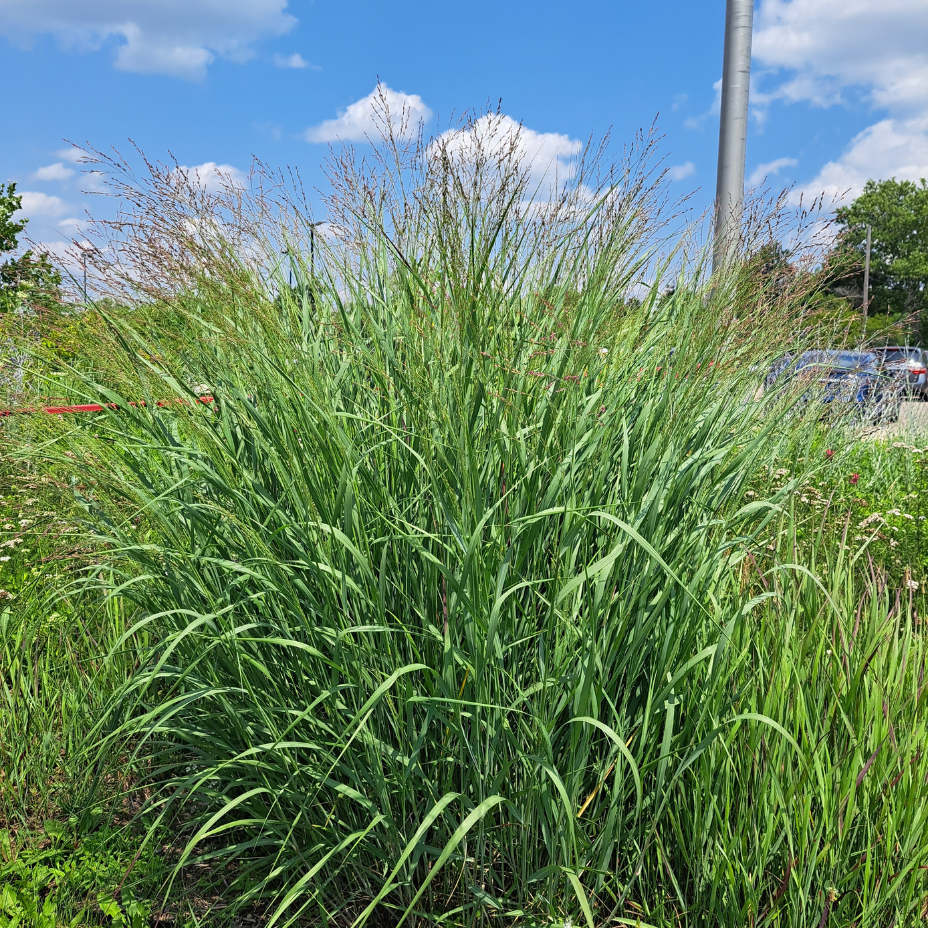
xmin=849 ymin=473 xmax=859 ymax=485
xmin=825 ymin=449 xmax=834 ymax=459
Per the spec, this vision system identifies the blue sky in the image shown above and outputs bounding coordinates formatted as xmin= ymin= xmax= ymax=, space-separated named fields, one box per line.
xmin=2 ymin=0 xmax=927 ymax=261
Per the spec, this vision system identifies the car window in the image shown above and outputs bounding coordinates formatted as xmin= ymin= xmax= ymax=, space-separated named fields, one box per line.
xmin=879 ymin=348 xmax=919 ymax=362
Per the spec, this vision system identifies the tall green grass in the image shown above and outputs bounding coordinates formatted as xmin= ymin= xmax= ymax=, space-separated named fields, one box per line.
xmin=14 ymin=123 xmax=928 ymax=925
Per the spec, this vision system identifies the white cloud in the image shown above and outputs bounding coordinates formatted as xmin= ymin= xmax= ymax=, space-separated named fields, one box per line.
xmin=684 ymin=79 xmax=722 ymax=130
xmin=172 ymin=162 xmax=248 ymax=192
xmin=56 ymin=147 xmax=84 ymax=164
xmin=433 ymin=114 xmax=582 ymax=192
xmin=13 ymin=191 xmax=68 ymax=218
xmin=748 ymin=156 xmax=797 ymax=186
xmin=0 ymin=0 xmax=297 ymax=81
xmin=31 ymin=162 xmax=75 ymax=182
xmin=273 ymin=52 xmax=314 ymax=69
xmin=794 ymin=117 xmax=928 ymax=204
xmin=754 ymin=0 xmax=928 ymax=112
xmin=305 ymin=84 xmax=432 ymax=143
xmin=667 ymin=161 xmax=696 ymax=182
xmin=752 ymin=1 xmax=928 ymax=203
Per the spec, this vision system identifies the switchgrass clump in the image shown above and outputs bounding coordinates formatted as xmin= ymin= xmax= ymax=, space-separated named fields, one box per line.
xmin=15 ymin=112 xmax=928 ymax=926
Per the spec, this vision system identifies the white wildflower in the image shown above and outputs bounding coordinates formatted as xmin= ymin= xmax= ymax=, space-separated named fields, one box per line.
xmin=0 ymin=556 xmax=9 ymax=562
xmin=906 ymin=578 xmax=919 ymax=591
xmin=17 ymin=519 xmax=32 ymax=527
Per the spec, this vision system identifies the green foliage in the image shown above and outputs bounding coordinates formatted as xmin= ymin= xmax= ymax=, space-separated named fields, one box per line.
xmin=0 ymin=821 xmax=155 ymax=928
xmin=0 ymin=456 xmax=142 ymax=828
xmin=834 ymin=177 xmax=928 ymax=337
xmin=0 ymin=183 xmax=62 ymax=317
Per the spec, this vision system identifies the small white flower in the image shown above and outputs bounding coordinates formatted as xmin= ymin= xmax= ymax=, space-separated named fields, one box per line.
xmin=906 ymin=578 xmax=919 ymax=591
xmin=18 ymin=519 xmax=32 ymax=527
xmin=0 ymin=556 xmax=9 ymax=562
xmin=2 ymin=523 xmax=13 ymax=530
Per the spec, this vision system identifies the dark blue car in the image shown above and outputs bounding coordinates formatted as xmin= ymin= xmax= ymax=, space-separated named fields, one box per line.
xmin=766 ymin=350 xmax=898 ymax=421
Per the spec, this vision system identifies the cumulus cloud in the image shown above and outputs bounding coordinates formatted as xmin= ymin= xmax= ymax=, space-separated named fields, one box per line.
xmin=434 ymin=114 xmax=582 ymax=192
xmin=748 ymin=156 xmax=797 ymax=186
xmin=754 ymin=0 xmax=928 ymax=112
xmin=0 ymin=0 xmax=297 ymax=80
xmin=752 ymin=0 xmax=928 ymax=201
xmin=31 ymin=162 xmax=75 ymax=182
xmin=172 ymin=162 xmax=248 ymax=192
xmin=273 ymin=52 xmax=314 ymax=69
xmin=305 ymin=85 xmax=432 ymax=143
xmin=794 ymin=117 xmax=928 ymax=204
xmin=667 ymin=162 xmax=696 ymax=182
xmin=56 ymin=147 xmax=85 ymax=164
xmin=13 ymin=191 xmax=68 ymax=218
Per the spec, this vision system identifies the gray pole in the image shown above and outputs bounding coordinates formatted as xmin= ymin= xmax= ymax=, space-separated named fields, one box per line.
xmin=862 ymin=224 xmax=871 ymax=335
xmin=713 ymin=0 xmax=755 ymax=273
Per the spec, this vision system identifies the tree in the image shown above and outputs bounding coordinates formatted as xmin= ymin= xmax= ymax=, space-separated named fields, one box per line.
xmin=833 ymin=178 xmax=928 ymax=339
xmin=1 ymin=182 xmax=62 ymax=316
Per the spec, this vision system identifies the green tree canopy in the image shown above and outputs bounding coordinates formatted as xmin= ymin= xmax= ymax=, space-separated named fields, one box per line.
xmin=1 ymin=181 xmax=62 ymax=315
xmin=833 ymin=177 xmax=928 ymax=338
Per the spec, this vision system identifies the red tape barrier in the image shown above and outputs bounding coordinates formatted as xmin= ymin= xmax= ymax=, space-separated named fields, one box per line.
xmin=0 ymin=396 xmax=216 ymax=418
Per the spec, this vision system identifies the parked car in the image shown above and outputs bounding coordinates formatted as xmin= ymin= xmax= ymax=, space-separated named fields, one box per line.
xmin=766 ymin=350 xmax=898 ymax=421
xmin=873 ymin=346 xmax=927 ymax=399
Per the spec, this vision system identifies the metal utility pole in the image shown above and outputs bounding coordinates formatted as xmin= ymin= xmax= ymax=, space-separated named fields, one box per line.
xmin=862 ymin=224 xmax=872 ymax=334
xmin=713 ymin=0 xmax=755 ymax=272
